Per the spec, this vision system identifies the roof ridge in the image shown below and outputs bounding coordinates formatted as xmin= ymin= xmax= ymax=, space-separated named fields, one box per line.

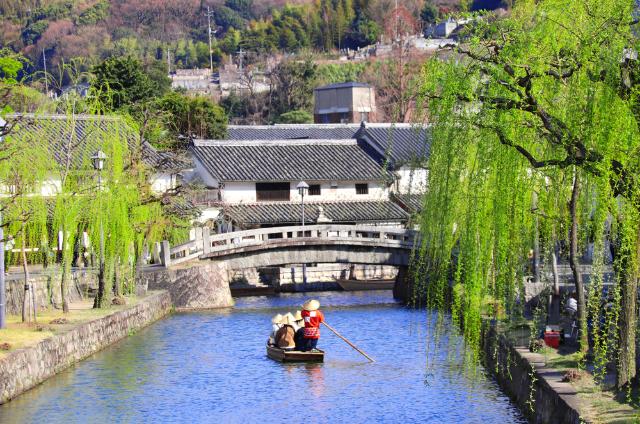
xmin=193 ymin=139 xmax=357 ymax=147
xmin=228 ymin=199 xmax=395 ymax=206
xmin=7 ymin=113 xmax=123 ymax=122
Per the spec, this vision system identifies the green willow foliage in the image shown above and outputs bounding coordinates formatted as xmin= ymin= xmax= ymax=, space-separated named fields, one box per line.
xmin=417 ymin=0 xmax=640 ymax=378
xmin=1 ymin=105 xmax=189 ymax=309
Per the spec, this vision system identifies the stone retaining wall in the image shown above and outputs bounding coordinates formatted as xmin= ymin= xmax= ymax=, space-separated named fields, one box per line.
xmin=138 ymin=262 xmax=234 ymax=309
xmin=0 ymin=291 xmax=172 ymax=405
xmin=5 ymin=269 xmax=97 ymax=315
xmin=481 ymin=323 xmax=586 ymax=424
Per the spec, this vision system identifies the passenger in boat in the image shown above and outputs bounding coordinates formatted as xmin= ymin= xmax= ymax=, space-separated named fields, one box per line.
xmin=293 ymin=310 xmax=305 ymax=350
xmin=301 ymin=299 xmax=324 ymax=352
xmin=269 ymin=314 xmax=283 ymax=345
xmin=275 ymin=314 xmax=296 ymax=350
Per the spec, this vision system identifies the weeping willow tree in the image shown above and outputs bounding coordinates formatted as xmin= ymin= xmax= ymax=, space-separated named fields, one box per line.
xmin=0 ymin=116 xmax=51 ymax=322
xmin=418 ymin=0 xmax=640 ymax=389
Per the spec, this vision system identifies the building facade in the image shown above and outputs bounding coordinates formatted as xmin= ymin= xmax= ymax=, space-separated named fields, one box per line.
xmin=313 ymin=82 xmax=377 ymax=124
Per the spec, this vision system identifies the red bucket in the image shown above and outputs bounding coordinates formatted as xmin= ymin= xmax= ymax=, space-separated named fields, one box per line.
xmin=543 ymin=331 xmax=561 ymax=348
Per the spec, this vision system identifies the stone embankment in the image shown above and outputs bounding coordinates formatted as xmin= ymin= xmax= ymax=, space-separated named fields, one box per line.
xmin=482 ymin=323 xmax=586 ymax=424
xmin=138 ymin=262 xmax=234 ymax=309
xmin=0 ymin=291 xmax=172 ymax=404
xmin=5 ymin=268 xmax=97 ymax=315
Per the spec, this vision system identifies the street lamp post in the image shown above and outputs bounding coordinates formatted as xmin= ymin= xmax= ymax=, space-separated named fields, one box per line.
xmin=297 ymin=181 xmax=309 ymax=285
xmin=91 ymin=150 xmax=107 ymax=308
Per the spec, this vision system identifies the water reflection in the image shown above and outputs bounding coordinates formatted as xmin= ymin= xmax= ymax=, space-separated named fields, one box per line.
xmin=0 ymin=291 xmax=525 ymax=423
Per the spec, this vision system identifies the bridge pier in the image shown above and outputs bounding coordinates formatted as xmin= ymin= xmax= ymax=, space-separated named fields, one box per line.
xmin=393 ymin=265 xmax=412 ymax=302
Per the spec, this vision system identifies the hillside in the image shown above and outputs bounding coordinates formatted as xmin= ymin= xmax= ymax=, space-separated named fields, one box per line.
xmin=0 ymin=1 xmax=483 ymax=73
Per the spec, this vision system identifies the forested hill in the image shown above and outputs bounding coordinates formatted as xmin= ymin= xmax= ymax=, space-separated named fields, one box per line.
xmin=0 ymin=0 xmax=506 ymax=75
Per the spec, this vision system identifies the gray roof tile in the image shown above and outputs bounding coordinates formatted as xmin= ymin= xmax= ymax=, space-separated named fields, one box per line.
xmin=227 ymin=124 xmax=359 ymax=140
xmin=225 ymin=123 xmax=431 ymax=166
xmin=191 ymin=139 xmax=384 ymax=182
xmin=224 ymin=200 xmax=408 ymax=225
xmin=4 ymin=114 xmax=184 ymax=171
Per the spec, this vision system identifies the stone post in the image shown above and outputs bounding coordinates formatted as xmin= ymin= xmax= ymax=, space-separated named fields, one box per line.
xmin=161 ymin=241 xmax=171 ymax=267
xmin=202 ymin=228 xmax=211 ymax=254
xmin=153 ymin=242 xmax=162 ymax=264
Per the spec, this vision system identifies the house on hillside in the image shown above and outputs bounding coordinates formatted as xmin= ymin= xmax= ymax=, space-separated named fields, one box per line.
xmin=185 ymin=138 xmax=408 ymax=230
xmin=313 ymin=82 xmax=377 ymax=124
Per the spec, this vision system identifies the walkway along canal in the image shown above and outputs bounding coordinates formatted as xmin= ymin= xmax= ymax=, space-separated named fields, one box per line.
xmin=0 ymin=291 xmax=524 ymax=423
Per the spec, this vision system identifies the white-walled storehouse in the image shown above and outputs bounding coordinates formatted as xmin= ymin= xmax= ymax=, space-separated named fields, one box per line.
xmin=3 ymin=114 xmax=184 ymax=198
xmin=188 ymin=138 xmax=409 ymax=229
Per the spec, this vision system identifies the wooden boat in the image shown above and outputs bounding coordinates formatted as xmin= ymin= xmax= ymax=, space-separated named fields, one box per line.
xmin=336 ymin=278 xmax=395 ymax=291
xmin=266 ymin=344 xmax=324 ymax=363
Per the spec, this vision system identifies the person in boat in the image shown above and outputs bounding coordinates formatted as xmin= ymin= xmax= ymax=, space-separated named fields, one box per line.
xmin=269 ymin=314 xmax=283 ymax=345
xmin=301 ymin=299 xmax=324 ymax=352
xmin=293 ymin=310 xmax=305 ymax=350
xmin=274 ymin=314 xmax=296 ymax=351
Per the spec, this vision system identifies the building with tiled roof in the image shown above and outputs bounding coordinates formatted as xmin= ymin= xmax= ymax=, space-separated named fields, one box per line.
xmin=225 ymin=122 xmax=430 ymax=194
xmin=186 ymin=137 xmax=408 ymax=229
xmin=3 ymin=113 xmax=186 ymax=197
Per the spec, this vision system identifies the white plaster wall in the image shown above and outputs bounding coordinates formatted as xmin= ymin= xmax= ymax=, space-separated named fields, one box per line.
xmin=220 ymin=180 xmax=389 ymax=203
xmin=221 ymin=182 xmax=258 ymax=202
xmin=149 ymin=173 xmax=176 ymax=194
xmin=395 ymin=166 xmax=428 ymax=194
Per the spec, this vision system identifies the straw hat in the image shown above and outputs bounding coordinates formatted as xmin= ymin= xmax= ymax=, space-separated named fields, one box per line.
xmin=271 ymin=313 xmax=283 ymax=324
xmin=294 ymin=310 xmax=303 ymax=321
xmin=302 ymin=299 xmax=320 ymax=311
xmin=282 ymin=313 xmax=295 ymax=326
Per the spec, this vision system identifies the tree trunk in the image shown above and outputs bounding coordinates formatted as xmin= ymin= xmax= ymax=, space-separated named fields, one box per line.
xmin=20 ymin=226 xmax=31 ymax=323
xmin=61 ymin=265 xmax=69 ymax=313
xmin=569 ymin=172 xmax=588 ymax=352
xmin=114 ymin=258 xmax=121 ymax=298
xmin=548 ymin=241 xmax=561 ymax=325
xmin=616 ymin=224 xmax=639 ymax=389
xmin=93 ymin=260 xmax=105 ymax=309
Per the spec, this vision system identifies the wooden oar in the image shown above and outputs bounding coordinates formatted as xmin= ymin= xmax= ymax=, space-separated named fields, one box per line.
xmin=322 ymin=322 xmax=375 ymax=362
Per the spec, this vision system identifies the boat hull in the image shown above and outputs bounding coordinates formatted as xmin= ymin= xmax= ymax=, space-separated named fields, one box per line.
xmin=336 ymin=279 xmax=395 ymax=291
xmin=266 ymin=344 xmax=324 ymax=363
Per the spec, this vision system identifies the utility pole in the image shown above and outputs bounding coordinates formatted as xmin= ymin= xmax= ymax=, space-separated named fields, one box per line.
xmin=205 ymin=6 xmax=215 ymax=76
xmin=167 ymin=48 xmax=171 ymax=74
xmin=238 ymin=48 xmax=245 ymax=71
xmin=42 ymin=48 xmax=49 ymax=96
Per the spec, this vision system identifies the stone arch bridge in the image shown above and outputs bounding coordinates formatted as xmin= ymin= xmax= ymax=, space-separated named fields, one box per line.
xmin=140 ymin=225 xmax=418 ymax=309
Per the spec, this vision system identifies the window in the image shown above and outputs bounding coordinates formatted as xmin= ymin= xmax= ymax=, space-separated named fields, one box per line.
xmin=309 ymin=184 xmax=321 ymax=196
xmin=355 ymin=183 xmax=369 ymax=195
xmin=256 ymin=182 xmax=290 ymax=201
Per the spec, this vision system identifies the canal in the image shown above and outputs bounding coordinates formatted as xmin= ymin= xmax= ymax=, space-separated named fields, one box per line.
xmin=0 ymin=291 xmax=525 ymax=423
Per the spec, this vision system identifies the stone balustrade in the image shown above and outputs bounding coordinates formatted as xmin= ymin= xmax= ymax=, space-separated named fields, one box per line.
xmin=163 ymin=225 xmax=418 ymax=267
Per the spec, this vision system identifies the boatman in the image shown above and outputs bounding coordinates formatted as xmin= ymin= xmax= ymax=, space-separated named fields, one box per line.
xmin=301 ymin=299 xmax=324 ymax=352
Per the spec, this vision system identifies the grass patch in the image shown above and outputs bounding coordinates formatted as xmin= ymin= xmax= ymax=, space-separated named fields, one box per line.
xmin=0 ymin=295 xmax=140 ymax=358
xmin=538 ymin=346 xmax=640 ymax=423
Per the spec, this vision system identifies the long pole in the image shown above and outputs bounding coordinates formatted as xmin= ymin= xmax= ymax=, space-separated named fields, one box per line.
xmin=42 ymin=48 xmax=49 ymax=95
xmin=301 ymin=190 xmax=307 ymax=284
xmin=0 ymin=211 xmax=5 ymax=328
xmin=322 ymin=322 xmax=375 ymax=362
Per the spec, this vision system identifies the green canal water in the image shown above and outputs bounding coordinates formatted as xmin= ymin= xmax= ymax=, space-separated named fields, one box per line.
xmin=0 ymin=291 xmax=525 ymax=423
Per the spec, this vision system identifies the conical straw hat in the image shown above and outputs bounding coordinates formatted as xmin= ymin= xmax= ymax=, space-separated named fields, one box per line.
xmin=294 ymin=310 xmax=303 ymax=321
xmin=271 ymin=313 xmax=283 ymax=324
xmin=302 ymin=299 xmax=320 ymax=311
xmin=282 ymin=313 xmax=295 ymax=326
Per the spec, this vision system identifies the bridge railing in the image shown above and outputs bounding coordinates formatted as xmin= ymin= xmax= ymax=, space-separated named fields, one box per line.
xmin=162 ymin=225 xmax=418 ymax=267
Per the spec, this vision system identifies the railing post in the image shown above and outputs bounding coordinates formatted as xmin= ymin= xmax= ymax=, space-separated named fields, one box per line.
xmin=202 ymin=229 xmax=211 ymax=254
xmin=160 ymin=240 xmax=171 ymax=267
xmin=153 ymin=241 xmax=162 ymax=264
